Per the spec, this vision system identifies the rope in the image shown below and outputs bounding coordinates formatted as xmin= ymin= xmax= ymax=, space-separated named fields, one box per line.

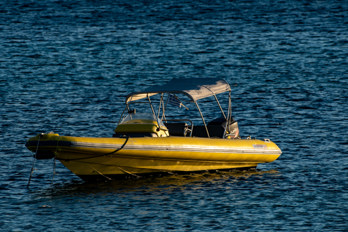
xmin=51 ymin=157 xmax=56 ymax=186
xmin=103 ymin=136 xmax=130 ymax=156
xmin=92 ymin=167 xmax=112 ymax=181
xmin=58 ymin=136 xmax=130 ymax=161
xmin=27 ymin=134 xmax=42 ymax=188
xmin=50 ymin=135 xmax=63 ymax=185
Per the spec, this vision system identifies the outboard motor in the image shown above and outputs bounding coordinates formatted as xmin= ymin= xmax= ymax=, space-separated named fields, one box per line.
xmin=208 ymin=117 xmax=240 ymax=139
xmin=225 ymin=121 xmax=240 ymax=139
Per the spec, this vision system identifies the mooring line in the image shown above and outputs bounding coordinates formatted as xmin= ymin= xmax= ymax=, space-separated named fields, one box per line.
xmin=27 ymin=134 xmax=42 ymax=188
xmin=58 ymin=136 xmax=129 ymax=161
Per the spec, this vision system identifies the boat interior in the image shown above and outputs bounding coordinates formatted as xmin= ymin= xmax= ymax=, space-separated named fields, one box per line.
xmin=113 ymin=78 xmax=240 ymax=139
xmin=114 ymin=115 xmax=239 ymax=139
xmin=163 ymin=118 xmax=237 ymax=138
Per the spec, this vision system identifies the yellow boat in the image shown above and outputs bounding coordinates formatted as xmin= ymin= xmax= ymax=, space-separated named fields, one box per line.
xmin=26 ymin=78 xmax=281 ymax=181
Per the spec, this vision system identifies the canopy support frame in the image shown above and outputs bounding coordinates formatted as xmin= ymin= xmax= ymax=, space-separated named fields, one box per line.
xmin=194 ymin=101 xmax=210 ymax=138
xmin=223 ymin=91 xmax=233 ymax=138
xmin=201 ymin=85 xmax=227 ymax=120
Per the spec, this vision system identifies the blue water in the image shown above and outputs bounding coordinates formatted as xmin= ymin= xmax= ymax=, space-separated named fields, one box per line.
xmin=1 ymin=0 xmax=347 ymax=231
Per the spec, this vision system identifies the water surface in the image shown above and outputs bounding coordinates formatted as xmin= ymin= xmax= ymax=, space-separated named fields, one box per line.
xmin=0 ymin=0 xmax=347 ymax=231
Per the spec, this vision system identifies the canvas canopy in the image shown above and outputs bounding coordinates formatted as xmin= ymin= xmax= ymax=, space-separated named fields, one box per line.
xmin=126 ymin=78 xmax=231 ymax=103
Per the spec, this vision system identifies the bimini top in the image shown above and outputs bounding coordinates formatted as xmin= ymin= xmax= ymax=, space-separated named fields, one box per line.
xmin=126 ymin=78 xmax=231 ymax=103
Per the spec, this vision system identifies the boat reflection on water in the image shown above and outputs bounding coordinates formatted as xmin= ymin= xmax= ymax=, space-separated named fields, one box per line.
xmin=44 ymin=169 xmax=280 ymax=196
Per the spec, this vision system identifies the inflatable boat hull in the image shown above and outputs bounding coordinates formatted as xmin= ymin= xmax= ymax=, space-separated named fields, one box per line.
xmin=26 ymin=133 xmax=281 ymax=179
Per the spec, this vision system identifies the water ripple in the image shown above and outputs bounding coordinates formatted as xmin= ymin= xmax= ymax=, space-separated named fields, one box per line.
xmin=1 ymin=0 xmax=347 ymax=231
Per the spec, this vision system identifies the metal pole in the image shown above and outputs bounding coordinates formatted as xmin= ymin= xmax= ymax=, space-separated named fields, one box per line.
xmin=223 ymin=91 xmax=232 ymax=138
xmin=147 ymin=94 xmax=162 ymax=128
xmin=195 ymin=101 xmax=210 ymax=138
xmin=117 ymin=105 xmax=128 ymax=125
xmin=158 ymin=93 xmax=163 ymax=118
xmin=212 ymin=94 xmax=226 ymax=120
xmin=162 ymin=93 xmax=169 ymax=121
xmin=147 ymin=94 xmax=156 ymax=117
xmin=201 ymin=85 xmax=226 ymax=119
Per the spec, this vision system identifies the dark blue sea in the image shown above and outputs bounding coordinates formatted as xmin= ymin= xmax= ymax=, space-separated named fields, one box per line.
xmin=1 ymin=0 xmax=347 ymax=231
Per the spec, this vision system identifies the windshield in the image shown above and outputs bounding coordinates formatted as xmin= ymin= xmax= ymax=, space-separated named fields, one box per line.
xmin=120 ymin=113 xmax=165 ymax=127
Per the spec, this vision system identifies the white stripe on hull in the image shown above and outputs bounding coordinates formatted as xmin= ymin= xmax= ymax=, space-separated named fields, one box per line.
xmin=70 ymin=141 xmax=281 ymax=155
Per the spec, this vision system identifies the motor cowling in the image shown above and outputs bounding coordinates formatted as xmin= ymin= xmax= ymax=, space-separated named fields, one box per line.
xmin=208 ymin=117 xmax=240 ymax=139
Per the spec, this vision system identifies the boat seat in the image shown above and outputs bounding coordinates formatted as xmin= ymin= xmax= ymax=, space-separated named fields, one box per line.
xmin=192 ymin=125 xmax=225 ymax=138
xmin=208 ymin=125 xmax=226 ymax=138
xmin=165 ymin=123 xmax=188 ymax=136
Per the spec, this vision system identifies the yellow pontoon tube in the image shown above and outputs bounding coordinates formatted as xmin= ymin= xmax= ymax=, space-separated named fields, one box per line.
xmin=26 ymin=133 xmax=281 ymax=180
